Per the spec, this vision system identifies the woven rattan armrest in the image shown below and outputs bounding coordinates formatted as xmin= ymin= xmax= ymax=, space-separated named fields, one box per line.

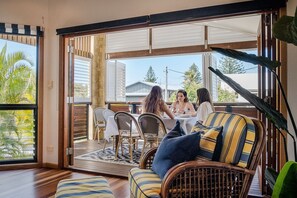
xmin=160 ymin=160 xmax=256 ymax=198
xmin=139 ymin=147 xmax=158 ymax=169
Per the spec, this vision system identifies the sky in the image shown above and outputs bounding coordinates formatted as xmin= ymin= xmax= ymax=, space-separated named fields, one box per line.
xmin=0 ymin=39 xmax=37 ymax=69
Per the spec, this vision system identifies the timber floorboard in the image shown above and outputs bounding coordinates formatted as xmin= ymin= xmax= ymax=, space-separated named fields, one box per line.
xmin=0 ymin=168 xmax=129 ymax=198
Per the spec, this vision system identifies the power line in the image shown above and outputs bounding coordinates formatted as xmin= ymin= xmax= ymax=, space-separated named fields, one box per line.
xmin=168 ymin=68 xmax=184 ymax=74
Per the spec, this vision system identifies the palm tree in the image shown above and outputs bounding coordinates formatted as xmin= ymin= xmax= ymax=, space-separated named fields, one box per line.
xmin=0 ymin=44 xmax=36 ymax=160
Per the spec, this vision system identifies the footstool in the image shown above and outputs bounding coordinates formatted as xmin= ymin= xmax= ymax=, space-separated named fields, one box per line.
xmin=55 ymin=176 xmax=115 ymax=198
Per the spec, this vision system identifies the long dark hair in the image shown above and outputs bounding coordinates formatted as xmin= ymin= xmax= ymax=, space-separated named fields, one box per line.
xmin=176 ymin=89 xmax=189 ymax=103
xmin=196 ymin=88 xmax=214 ymax=110
xmin=144 ymin=86 xmax=163 ymax=114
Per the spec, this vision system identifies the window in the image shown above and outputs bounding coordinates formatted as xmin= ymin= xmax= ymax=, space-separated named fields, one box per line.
xmin=74 ymin=56 xmax=91 ymax=102
xmin=0 ymin=24 xmax=42 ymax=164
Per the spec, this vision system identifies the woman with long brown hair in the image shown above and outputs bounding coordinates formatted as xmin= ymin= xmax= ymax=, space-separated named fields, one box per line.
xmin=196 ymin=88 xmax=215 ymax=123
xmin=142 ymin=86 xmax=174 ymax=119
xmin=172 ymin=89 xmax=196 ymax=116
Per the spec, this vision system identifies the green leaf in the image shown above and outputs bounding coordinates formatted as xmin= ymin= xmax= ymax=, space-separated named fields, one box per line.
xmin=265 ymin=167 xmax=279 ymax=190
xmin=211 ymin=47 xmax=281 ymax=71
xmin=272 ymin=161 xmax=297 ymax=198
xmin=273 ymin=7 xmax=297 ymax=46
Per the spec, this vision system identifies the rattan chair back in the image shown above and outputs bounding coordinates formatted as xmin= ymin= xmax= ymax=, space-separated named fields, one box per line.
xmin=93 ymin=107 xmax=106 ymax=141
xmin=114 ymin=111 xmax=143 ymax=162
xmin=138 ymin=113 xmax=167 ymax=158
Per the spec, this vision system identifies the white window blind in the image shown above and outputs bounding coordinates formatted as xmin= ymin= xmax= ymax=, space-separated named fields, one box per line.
xmin=74 ymin=56 xmax=91 ymax=102
xmin=152 ymin=24 xmax=204 ymax=49
xmin=106 ymin=28 xmax=149 ymax=53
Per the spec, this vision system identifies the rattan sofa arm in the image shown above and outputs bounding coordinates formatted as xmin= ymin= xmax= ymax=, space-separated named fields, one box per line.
xmin=161 ymin=160 xmax=256 ymax=198
xmin=139 ymin=147 xmax=158 ymax=169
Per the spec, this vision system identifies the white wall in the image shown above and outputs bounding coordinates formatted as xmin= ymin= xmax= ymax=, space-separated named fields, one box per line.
xmin=1 ymin=0 xmax=296 ymax=164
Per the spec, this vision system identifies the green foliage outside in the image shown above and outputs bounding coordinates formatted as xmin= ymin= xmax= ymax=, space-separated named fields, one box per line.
xmin=0 ymin=44 xmax=36 ymax=160
xmin=182 ymin=63 xmax=202 ymax=102
xmin=217 ymin=56 xmax=244 ymax=102
xmin=217 ymin=85 xmax=237 ymax=102
xmin=74 ymin=84 xmax=89 ymax=98
xmin=144 ymin=66 xmax=157 ymax=83
xmin=218 ymin=56 xmax=245 ymax=74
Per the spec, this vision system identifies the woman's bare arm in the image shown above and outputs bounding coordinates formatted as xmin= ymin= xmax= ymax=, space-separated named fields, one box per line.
xmin=187 ymin=102 xmax=197 ymax=117
xmin=163 ymin=103 xmax=175 ymax=119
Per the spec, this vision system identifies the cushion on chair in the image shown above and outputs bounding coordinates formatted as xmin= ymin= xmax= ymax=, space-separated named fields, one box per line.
xmin=152 ymin=121 xmax=201 ymax=179
xmin=129 ymin=168 xmax=162 ymax=198
xmin=191 ymin=122 xmax=223 ymax=161
xmin=55 ymin=176 xmax=114 ymax=198
xmin=204 ymin=112 xmax=256 ymax=167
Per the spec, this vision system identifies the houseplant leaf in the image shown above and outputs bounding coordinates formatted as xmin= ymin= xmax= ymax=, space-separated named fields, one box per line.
xmin=208 ymin=67 xmax=287 ymax=131
xmin=211 ymin=47 xmax=281 ymax=71
xmin=272 ymin=161 xmax=297 ymax=198
xmin=273 ymin=7 xmax=297 ymax=46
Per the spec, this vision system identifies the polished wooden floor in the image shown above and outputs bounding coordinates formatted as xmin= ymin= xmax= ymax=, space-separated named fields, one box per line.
xmin=0 ymin=168 xmax=129 ymax=198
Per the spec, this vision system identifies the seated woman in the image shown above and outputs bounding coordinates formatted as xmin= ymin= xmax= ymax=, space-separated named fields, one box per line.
xmin=171 ymin=89 xmax=196 ymax=117
xmin=196 ymin=88 xmax=215 ymax=123
xmin=142 ymin=86 xmax=174 ymax=119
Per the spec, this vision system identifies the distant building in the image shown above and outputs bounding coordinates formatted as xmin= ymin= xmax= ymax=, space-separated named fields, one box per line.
xmin=220 ymin=73 xmax=258 ymax=102
xmin=126 ymin=81 xmax=177 ymax=102
xmin=106 ymin=60 xmax=126 ymax=101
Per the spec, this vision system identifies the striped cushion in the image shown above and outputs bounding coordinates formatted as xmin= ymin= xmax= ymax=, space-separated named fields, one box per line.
xmin=191 ymin=122 xmax=223 ymax=161
xmin=204 ymin=112 xmax=256 ymax=168
xmin=129 ymin=168 xmax=161 ymax=198
xmin=55 ymin=176 xmax=114 ymax=198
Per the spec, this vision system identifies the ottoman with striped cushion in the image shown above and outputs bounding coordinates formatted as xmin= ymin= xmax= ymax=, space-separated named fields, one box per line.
xmin=55 ymin=176 xmax=114 ymax=198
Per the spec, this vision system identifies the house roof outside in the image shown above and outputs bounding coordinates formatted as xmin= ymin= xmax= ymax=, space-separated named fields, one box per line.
xmin=126 ymin=81 xmax=180 ymax=91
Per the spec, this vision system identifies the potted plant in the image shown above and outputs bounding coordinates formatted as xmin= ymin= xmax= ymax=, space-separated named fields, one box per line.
xmin=209 ymin=6 xmax=297 ymax=197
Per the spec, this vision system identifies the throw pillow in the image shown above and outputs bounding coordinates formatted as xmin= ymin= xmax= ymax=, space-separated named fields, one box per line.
xmin=191 ymin=121 xmax=223 ymax=161
xmin=152 ymin=121 xmax=201 ymax=179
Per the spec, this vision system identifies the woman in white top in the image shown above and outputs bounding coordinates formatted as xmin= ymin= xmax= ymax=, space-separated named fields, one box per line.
xmin=196 ymin=88 xmax=215 ymax=123
xmin=172 ymin=89 xmax=196 ymax=117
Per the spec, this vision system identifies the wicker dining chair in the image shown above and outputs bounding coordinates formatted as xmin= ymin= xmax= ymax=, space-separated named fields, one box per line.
xmin=138 ymin=113 xmax=167 ymax=158
xmin=93 ymin=107 xmax=106 ymax=142
xmin=129 ymin=112 xmax=266 ymax=198
xmin=114 ymin=111 xmax=143 ymax=162
xmin=102 ymin=109 xmax=115 ymax=150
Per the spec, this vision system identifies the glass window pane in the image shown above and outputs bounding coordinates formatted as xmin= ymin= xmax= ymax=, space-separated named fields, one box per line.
xmin=74 ymin=56 xmax=91 ymax=102
xmin=106 ymin=54 xmax=203 ymax=103
xmin=0 ymin=38 xmax=37 ymax=105
xmin=211 ymin=49 xmax=258 ymax=103
xmin=0 ymin=110 xmax=36 ymax=162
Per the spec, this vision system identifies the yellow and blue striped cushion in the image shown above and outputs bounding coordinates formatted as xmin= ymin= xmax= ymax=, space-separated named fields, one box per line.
xmin=129 ymin=167 xmax=161 ymax=198
xmin=191 ymin=122 xmax=223 ymax=161
xmin=55 ymin=176 xmax=114 ymax=198
xmin=204 ymin=112 xmax=256 ymax=168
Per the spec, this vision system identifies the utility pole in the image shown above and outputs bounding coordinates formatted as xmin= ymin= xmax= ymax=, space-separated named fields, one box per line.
xmin=165 ymin=66 xmax=168 ymax=101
